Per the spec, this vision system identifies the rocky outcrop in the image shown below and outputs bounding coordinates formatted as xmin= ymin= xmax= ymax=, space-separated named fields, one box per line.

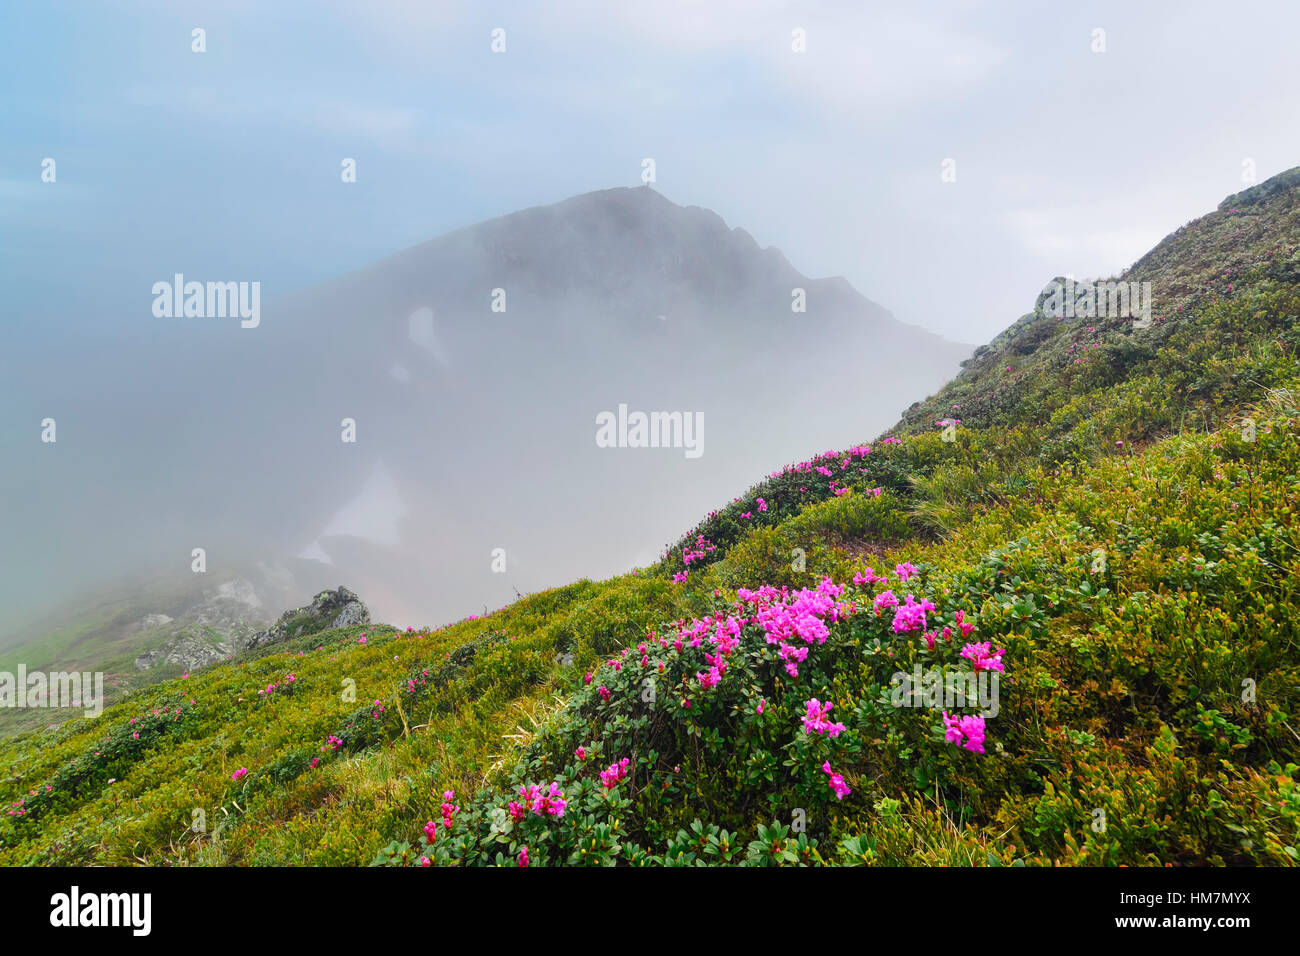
xmin=131 ymin=576 xmax=270 ymax=671
xmin=243 ymin=587 xmax=369 ymax=651
xmin=134 ymin=632 xmax=233 ymax=672
xmin=133 ymin=586 xmax=368 ymax=671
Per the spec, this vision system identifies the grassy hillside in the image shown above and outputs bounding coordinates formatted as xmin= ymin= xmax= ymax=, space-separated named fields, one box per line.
xmin=3 ymin=171 xmax=1299 ymax=866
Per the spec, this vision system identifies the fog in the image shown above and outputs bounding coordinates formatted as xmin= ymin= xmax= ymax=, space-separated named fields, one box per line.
xmin=2 ymin=186 xmax=967 ymax=635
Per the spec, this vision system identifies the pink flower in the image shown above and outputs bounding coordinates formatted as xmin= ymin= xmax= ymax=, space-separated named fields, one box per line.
xmin=891 ymin=594 xmax=935 ymax=633
xmin=439 ymin=791 xmax=458 ymax=830
xmin=517 ymin=782 xmax=567 ymax=818
xmin=943 ymin=712 xmax=987 ymax=754
xmin=696 ymin=665 xmax=722 ymax=689
xmin=757 ymin=698 xmax=766 ymax=715
xmin=518 ymin=846 xmax=530 ymax=867
xmin=853 ymin=567 xmax=882 ymax=586
xmin=822 ymin=761 xmax=851 ymax=800
xmin=802 ymin=698 xmax=847 ymax=738
xmin=895 ymin=562 xmax=919 ymax=582
xmin=598 ymin=685 xmax=610 ymax=702
xmin=600 ymin=757 xmax=631 ymax=789
xmin=960 ymin=642 xmax=1006 ymax=674
xmin=575 ymin=746 xmax=587 ymax=761
xmin=231 ymin=768 xmax=249 ymax=782
xmin=954 ymin=609 xmax=976 ymax=637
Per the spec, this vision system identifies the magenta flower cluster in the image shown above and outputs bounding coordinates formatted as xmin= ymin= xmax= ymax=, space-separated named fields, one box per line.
xmin=942 ymin=712 xmax=987 ymax=754
xmin=600 ymin=757 xmax=630 ymax=789
xmin=802 ymin=698 xmax=846 ymax=738
xmin=509 ymin=782 xmax=567 ymax=821
xmin=960 ymin=641 xmax=1006 ymax=674
xmin=822 ymin=762 xmax=851 ymax=800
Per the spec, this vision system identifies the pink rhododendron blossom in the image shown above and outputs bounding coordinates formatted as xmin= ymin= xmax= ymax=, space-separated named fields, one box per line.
xmin=960 ymin=642 xmax=1006 ymax=674
xmin=439 ymin=791 xmax=458 ymax=830
xmin=943 ymin=712 xmax=987 ymax=754
xmin=696 ymin=665 xmax=722 ymax=689
xmin=600 ymin=757 xmax=630 ymax=789
xmin=892 ymin=594 xmax=936 ymax=634
xmin=802 ymin=698 xmax=847 ymax=738
xmin=734 ymin=581 xmax=855 ymax=679
xmin=516 ymin=782 xmax=567 ymax=819
xmin=853 ymin=567 xmax=884 ymax=586
xmin=822 ymin=761 xmax=851 ymax=800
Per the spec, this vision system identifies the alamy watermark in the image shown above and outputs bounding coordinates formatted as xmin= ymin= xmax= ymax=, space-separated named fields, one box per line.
xmin=890 ymin=664 xmax=1000 ymax=718
xmin=0 ymin=666 xmax=105 ymax=718
xmin=595 ymin=404 xmax=703 ymax=459
xmin=1041 ymin=278 xmax=1152 ymax=328
xmin=50 ymin=886 xmax=151 ymax=936
xmin=152 ymin=274 xmax=260 ymax=328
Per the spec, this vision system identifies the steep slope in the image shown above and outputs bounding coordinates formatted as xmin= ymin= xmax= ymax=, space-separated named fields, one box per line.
xmin=3 ymin=171 xmax=1298 ymax=866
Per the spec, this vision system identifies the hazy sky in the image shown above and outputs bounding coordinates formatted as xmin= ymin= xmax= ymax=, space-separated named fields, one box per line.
xmin=5 ymin=0 xmax=1299 ymax=350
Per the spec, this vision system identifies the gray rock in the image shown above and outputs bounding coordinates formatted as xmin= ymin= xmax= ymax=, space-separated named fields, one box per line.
xmin=331 ymin=601 xmax=370 ymax=628
xmin=135 ymin=632 xmax=233 ymax=671
xmin=243 ymin=586 xmax=369 ymax=651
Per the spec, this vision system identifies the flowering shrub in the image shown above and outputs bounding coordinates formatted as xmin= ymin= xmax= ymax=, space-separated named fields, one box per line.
xmin=376 ymin=567 xmax=1009 ymax=865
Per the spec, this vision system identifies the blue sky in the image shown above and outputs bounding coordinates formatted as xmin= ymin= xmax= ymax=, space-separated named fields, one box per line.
xmin=4 ymin=0 xmax=1300 ymax=348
